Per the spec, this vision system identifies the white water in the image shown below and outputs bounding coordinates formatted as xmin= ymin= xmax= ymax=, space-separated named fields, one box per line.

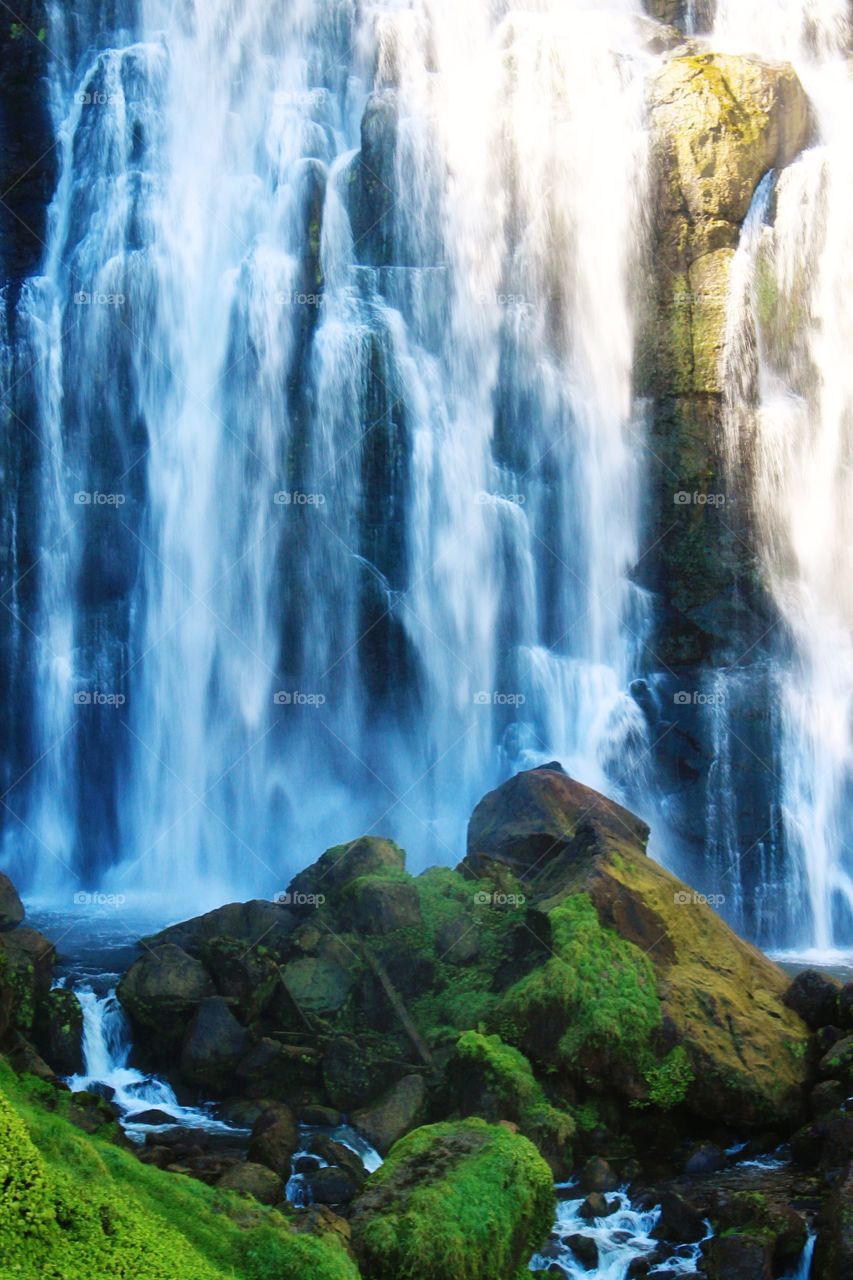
xmin=3 ymin=0 xmax=658 ymax=901
xmin=68 ymin=986 xmax=234 ymax=1134
xmin=715 ymin=0 xmax=853 ymax=950
xmin=529 ymin=1190 xmax=707 ymax=1278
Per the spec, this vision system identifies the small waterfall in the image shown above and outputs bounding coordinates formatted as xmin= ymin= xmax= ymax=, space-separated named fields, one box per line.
xmin=1 ymin=0 xmax=659 ymax=900
xmin=69 ymin=986 xmax=231 ymax=1132
xmin=717 ymin=2 xmax=853 ymax=952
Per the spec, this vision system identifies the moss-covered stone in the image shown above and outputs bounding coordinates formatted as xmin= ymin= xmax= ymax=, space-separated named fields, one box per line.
xmin=351 ymin=1119 xmax=553 ymax=1280
xmin=471 ymin=767 xmax=811 ymax=1128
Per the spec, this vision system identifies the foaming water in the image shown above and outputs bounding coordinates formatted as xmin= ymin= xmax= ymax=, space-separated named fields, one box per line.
xmin=1 ymin=0 xmax=658 ymax=901
xmin=716 ymin=1 xmax=853 ymax=949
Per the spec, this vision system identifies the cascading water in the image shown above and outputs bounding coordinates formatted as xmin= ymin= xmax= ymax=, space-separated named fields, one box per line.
xmin=69 ymin=985 xmax=235 ymax=1132
xmin=714 ymin=0 xmax=853 ymax=953
xmin=1 ymin=0 xmax=658 ymax=904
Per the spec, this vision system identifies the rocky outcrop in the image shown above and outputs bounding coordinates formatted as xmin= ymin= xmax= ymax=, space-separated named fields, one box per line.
xmin=464 ymin=765 xmax=811 ymax=1128
xmin=637 ymin=53 xmax=811 ymax=659
xmin=116 ymin=944 xmax=215 ymax=1049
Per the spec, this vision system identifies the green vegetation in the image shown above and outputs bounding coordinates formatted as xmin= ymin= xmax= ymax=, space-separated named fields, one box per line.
xmin=642 ymin=1046 xmax=694 ymax=1109
xmin=454 ymin=1032 xmax=575 ymax=1154
xmin=352 ymin=1118 xmax=553 ymax=1280
xmin=495 ymin=894 xmax=662 ymax=1084
xmin=0 ymin=1062 xmax=359 ymax=1280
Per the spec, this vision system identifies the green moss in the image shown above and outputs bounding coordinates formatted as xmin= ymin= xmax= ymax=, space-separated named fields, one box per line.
xmin=352 ymin=1119 xmax=553 ymax=1280
xmin=0 ymin=1062 xmax=359 ymax=1280
xmin=642 ymin=1045 xmax=694 ymax=1110
xmin=454 ymin=1032 xmax=575 ymax=1156
xmin=495 ymin=895 xmax=661 ymax=1083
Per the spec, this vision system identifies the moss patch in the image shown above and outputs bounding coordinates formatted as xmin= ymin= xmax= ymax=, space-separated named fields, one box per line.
xmin=0 ymin=1062 xmax=359 ymax=1280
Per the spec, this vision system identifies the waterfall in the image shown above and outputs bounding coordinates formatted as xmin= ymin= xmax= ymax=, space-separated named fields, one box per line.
xmin=715 ymin=1 xmax=853 ymax=952
xmin=70 ymin=985 xmax=234 ymax=1131
xmin=0 ymin=0 xmax=657 ymax=902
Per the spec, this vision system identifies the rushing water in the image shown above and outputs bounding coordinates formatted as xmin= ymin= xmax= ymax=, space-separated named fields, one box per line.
xmin=68 ymin=984 xmax=238 ymax=1134
xmin=0 ymin=0 xmax=656 ymax=905
xmin=713 ymin=0 xmax=853 ymax=952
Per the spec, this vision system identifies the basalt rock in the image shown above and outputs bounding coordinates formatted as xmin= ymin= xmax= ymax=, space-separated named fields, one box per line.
xmin=180 ymin=996 xmax=249 ymax=1091
xmin=784 ymin=969 xmax=842 ymax=1030
xmin=32 ymin=986 xmax=84 ymax=1076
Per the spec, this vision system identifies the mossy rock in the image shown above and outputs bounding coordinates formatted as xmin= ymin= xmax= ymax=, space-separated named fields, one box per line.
xmin=0 ymin=929 xmax=56 ymax=1035
xmin=351 ymin=1118 xmax=554 ymax=1280
xmin=472 ymin=767 xmax=811 ymax=1128
xmin=288 ymin=836 xmax=406 ymax=906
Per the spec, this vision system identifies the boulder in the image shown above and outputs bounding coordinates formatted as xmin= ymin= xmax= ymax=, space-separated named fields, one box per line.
xmin=307 ymin=1136 xmax=367 ymax=1186
xmin=684 ymin=1142 xmax=725 ymax=1177
xmin=280 ymin=957 xmax=354 ymax=1016
xmin=351 ymin=1119 xmax=554 ymax=1280
xmin=144 ymin=900 xmax=297 ymax=959
xmin=477 ymin=767 xmax=811 ymax=1129
xmin=656 ymin=1191 xmax=707 ymax=1244
xmin=581 ymin=1156 xmax=620 ymax=1193
xmin=33 ymin=987 xmax=84 ymax=1075
xmin=818 ymin=1036 xmax=853 ymax=1087
xmin=117 ymin=944 xmax=215 ymax=1049
xmin=564 ymin=1233 xmax=599 ymax=1268
xmin=306 ymin=1164 xmax=363 ymax=1206
xmin=435 ymin=914 xmax=481 ymax=965
xmin=579 ymin=1192 xmax=618 ymax=1220
xmin=215 ymin=1161 xmax=283 ymax=1205
xmin=322 ymin=1036 xmax=408 ymax=1112
xmin=706 ymin=1233 xmax=773 ymax=1280
xmin=236 ymin=1037 xmax=322 ymax=1100
xmin=288 ymin=836 xmax=405 ymax=905
xmin=248 ymin=1110 xmax=298 ymax=1177
xmin=784 ymin=969 xmax=841 ymax=1030
xmin=351 ymin=1075 xmax=427 ymax=1155
xmin=201 ymin=937 xmax=279 ymax=1023
xmin=180 ymin=996 xmax=249 ymax=1091
xmin=0 ymin=873 xmax=24 ymax=931
xmin=348 ymin=878 xmax=422 ymax=935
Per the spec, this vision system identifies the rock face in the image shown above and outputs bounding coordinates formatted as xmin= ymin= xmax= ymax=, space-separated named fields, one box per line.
xmin=0 ymin=874 xmax=24 ymax=932
xmin=638 ymin=53 xmax=810 ymax=652
xmin=465 ymin=766 xmax=810 ymax=1128
xmin=350 ymin=1119 xmax=554 ymax=1280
